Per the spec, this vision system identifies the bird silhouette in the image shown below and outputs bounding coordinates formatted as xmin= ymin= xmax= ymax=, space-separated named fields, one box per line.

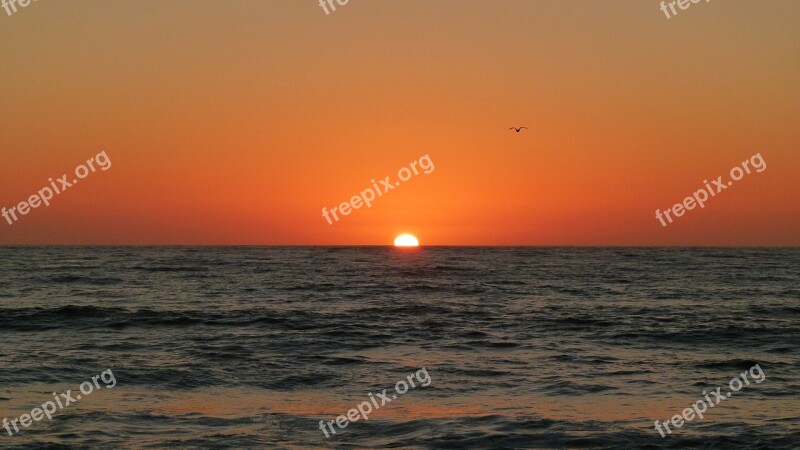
xmin=509 ymin=127 xmax=528 ymax=133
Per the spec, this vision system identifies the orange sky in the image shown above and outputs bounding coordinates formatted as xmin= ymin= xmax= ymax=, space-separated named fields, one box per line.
xmin=0 ymin=0 xmax=798 ymax=245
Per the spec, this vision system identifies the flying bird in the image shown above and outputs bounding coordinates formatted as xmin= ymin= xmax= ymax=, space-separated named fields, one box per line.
xmin=509 ymin=127 xmax=528 ymax=133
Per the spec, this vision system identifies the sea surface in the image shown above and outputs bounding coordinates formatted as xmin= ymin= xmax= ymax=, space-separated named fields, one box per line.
xmin=0 ymin=247 xmax=798 ymax=449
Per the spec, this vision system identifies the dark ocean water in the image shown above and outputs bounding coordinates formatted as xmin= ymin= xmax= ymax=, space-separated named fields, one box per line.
xmin=0 ymin=247 xmax=798 ymax=449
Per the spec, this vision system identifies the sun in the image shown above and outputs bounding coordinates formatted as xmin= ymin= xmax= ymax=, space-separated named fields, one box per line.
xmin=394 ymin=234 xmax=419 ymax=247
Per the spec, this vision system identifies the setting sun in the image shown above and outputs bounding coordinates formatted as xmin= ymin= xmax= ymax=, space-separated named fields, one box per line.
xmin=394 ymin=234 xmax=419 ymax=247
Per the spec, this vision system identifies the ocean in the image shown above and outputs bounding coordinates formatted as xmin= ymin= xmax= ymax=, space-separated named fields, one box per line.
xmin=0 ymin=247 xmax=798 ymax=449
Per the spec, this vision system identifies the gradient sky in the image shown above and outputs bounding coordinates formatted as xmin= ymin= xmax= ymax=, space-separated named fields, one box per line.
xmin=1 ymin=0 xmax=798 ymax=245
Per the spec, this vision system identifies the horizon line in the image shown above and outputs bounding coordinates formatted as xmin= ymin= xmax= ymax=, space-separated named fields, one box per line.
xmin=0 ymin=244 xmax=797 ymax=248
